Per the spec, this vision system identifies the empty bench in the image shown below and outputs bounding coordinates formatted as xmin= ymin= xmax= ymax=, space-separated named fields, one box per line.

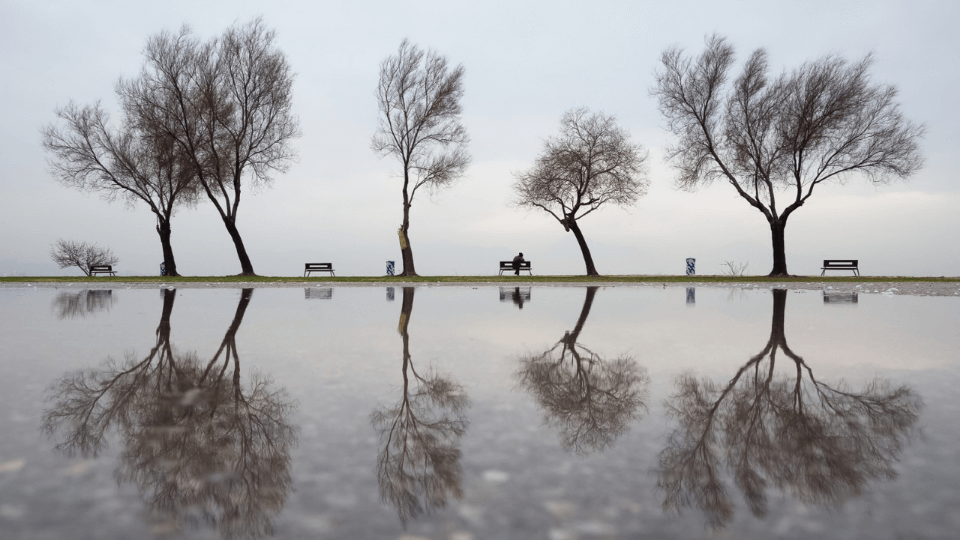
xmin=821 ymin=260 xmax=859 ymax=276
xmin=304 ymin=263 xmax=335 ymax=277
xmin=499 ymin=261 xmax=532 ymax=275
xmin=90 ymin=265 xmax=116 ymax=276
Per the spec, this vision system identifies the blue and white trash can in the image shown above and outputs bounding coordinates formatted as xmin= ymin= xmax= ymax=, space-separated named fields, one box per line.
xmin=685 ymin=258 xmax=696 ymax=276
xmin=686 ymin=287 xmax=696 ymax=305
xmin=386 ymin=287 xmax=395 ymax=301
xmin=386 ymin=261 xmax=395 ymax=276
xmin=160 ymin=262 xmax=166 ymax=276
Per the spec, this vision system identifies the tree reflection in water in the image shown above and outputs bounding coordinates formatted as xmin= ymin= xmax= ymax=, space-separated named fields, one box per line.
xmin=42 ymin=288 xmax=297 ymax=539
xmin=657 ymin=288 xmax=922 ymax=528
xmin=517 ymin=287 xmax=649 ymax=455
xmin=52 ymin=289 xmax=116 ymax=319
xmin=371 ymin=287 xmax=470 ymax=526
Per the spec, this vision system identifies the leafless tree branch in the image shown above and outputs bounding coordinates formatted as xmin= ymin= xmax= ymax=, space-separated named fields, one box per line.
xmin=652 ymin=34 xmax=924 ymax=276
xmin=50 ymin=239 xmax=119 ymax=276
xmin=513 ymin=108 xmax=649 ymax=276
xmin=372 ymin=39 xmax=470 ymax=276
xmin=117 ymin=18 xmax=300 ymax=275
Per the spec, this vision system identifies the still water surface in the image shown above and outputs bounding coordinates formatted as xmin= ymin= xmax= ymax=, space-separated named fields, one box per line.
xmin=0 ymin=285 xmax=958 ymax=539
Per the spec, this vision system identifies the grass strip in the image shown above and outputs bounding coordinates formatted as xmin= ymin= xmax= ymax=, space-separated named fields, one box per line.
xmin=2 ymin=275 xmax=957 ymax=284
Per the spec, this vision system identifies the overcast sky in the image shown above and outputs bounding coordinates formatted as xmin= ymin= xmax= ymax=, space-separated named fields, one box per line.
xmin=1 ymin=0 xmax=957 ymax=278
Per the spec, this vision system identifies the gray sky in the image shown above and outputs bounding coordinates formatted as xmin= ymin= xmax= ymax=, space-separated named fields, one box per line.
xmin=2 ymin=0 xmax=957 ymax=277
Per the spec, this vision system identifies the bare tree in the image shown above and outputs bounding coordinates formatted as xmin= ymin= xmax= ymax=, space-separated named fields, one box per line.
xmin=371 ymin=288 xmax=469 ymax=526
xmin=50 ymin=239 xmax=119 ymax=276
xmin=42 ymin=102 xmax=198 ymax=277
xmin=657 ymin=289 xmax=922 ymax=528
xmin=119 ymin=19 xmax=300 ymax=276
xmin=721 ymin=260 xmax=749 ymax=277
xmin=52 ymin=289 xmax=116 ymax=320
xmin=514 ymin=108 xmax=648 ymax=276
xmin=43 ymin=288 xmax=297 ymax=538
xmin=653 ymin=34 xmax=925 ymax=276
xmin=372 ymin=39 xmax=470 ymax=277
xmin=516 ymin=287 xmax=649 ymax=454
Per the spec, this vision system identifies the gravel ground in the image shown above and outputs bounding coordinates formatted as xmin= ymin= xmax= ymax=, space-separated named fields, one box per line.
xmin=3 ymin=280 xmax=959 ymax=296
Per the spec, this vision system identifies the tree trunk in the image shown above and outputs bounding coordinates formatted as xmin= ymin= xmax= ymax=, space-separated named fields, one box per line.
xmin=156 ymin=218 xmax=180 ymax=277
xmin=222 ymin=216 xmax=256 ymax=276
xmin=199 ymin=288 xmax=253 ymax=385
xmin=568 ymin=218 xmax=599 ymax=277
xmin=157 ymin=288 xmax=176 ymax=343
xmin=224 ymin=288 xmax=254 ymax=339
xmin=770 ymin=288 xmax=786 ymax=343
xmin=768 ymin=219 xmax=790 ymax=277
xmin=399 ymin=287 xmax=415 ymax=372
xmin=399 ymin=286 xmax=414 ymax=335
xmin=398 ymin=205 xmax=418 ymax=277
xmin=569 ymin=286 xmax=598 ymax=341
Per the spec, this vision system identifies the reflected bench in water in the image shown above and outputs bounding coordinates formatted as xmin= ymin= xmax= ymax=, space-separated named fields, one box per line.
xmin=499 ymin=286 xmax=531 ymax=309
xmin=823 ymin=290 xmax=859 ymax=304
xmin=304 ymin=287 xmax=333 ymax=300
xmin=51 ymin=289 xmax=115 ymax=319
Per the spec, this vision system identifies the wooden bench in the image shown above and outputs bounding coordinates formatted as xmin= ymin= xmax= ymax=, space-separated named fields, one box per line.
xmin=304 ymin=263 xmax=335 ymax=277
xmin=499 ymin=261 xmax=532 ymax=275
xmin=821 ymin=260 xmax=859 ymax=276
xmin=89 ymin=265 xmax=116 ymax=276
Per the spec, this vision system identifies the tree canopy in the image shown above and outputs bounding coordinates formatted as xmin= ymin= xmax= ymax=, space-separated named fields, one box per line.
xmin=653 ymin=34 xmax=925 ymax=276
xmin=119 ymin=18 xmax=300 ymax=276
xmin=514 ymin=108 xmax=648 ymax=276
xmin=372 ymin=39 xmax=470 ymax=277
xmin=42 ymin=102 xmax=198 ymax=276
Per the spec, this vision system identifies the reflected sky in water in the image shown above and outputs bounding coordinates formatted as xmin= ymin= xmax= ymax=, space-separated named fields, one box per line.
xmin=0 ymin=285 xmax=958 ymax=539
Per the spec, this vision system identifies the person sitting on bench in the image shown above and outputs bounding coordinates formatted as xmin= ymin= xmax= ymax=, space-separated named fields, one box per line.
xmin=512 ymin=252 xmax=525 ymax=276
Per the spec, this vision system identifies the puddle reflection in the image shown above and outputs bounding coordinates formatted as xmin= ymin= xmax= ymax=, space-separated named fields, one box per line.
xmin=657 ymin=289 xmax=922 ymax=528
xmin=499 ymin=286 xmax=531 ymax=309
xmin=52 ymin=289 xmax=115 ymax=319
xmin=304 ymin=287 xmax=333 ymax=300
xmin=516 ymin=287 xmax=650 ymax=454
xmin=42 ymin=288 xmax=297 ymax=538
xmin=371 ymin=287 xmax=470 ymax=526
xmin=823 ymin=291 xmax=859 ymax=304
xmin=11 ymin=285 xmax=948 ymax=537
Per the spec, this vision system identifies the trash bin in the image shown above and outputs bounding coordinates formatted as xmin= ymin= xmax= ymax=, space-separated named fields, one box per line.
xmin=386 ymin=287 xmax=395 ymax=301
xmin=386 ymin=261 xmax=395 ymax=276
xmin=686 ymin=287 xmax=696 ymax=305
xmin=160 ymin=262 xmax=166 ymax=276
xmin=685 ymin=258 xmax=695 ymax=276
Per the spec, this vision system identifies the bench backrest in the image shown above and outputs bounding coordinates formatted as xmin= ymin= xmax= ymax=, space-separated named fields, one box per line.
xmin=90 ymin=265 xmax=113 ymax=271
xmin=823 ymin=260 xmax=858 ymax=267
xmin=500 ymin=261 xmax=531 ymax=269
xmin=305 ymin=263 xmax=332 ymax=269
